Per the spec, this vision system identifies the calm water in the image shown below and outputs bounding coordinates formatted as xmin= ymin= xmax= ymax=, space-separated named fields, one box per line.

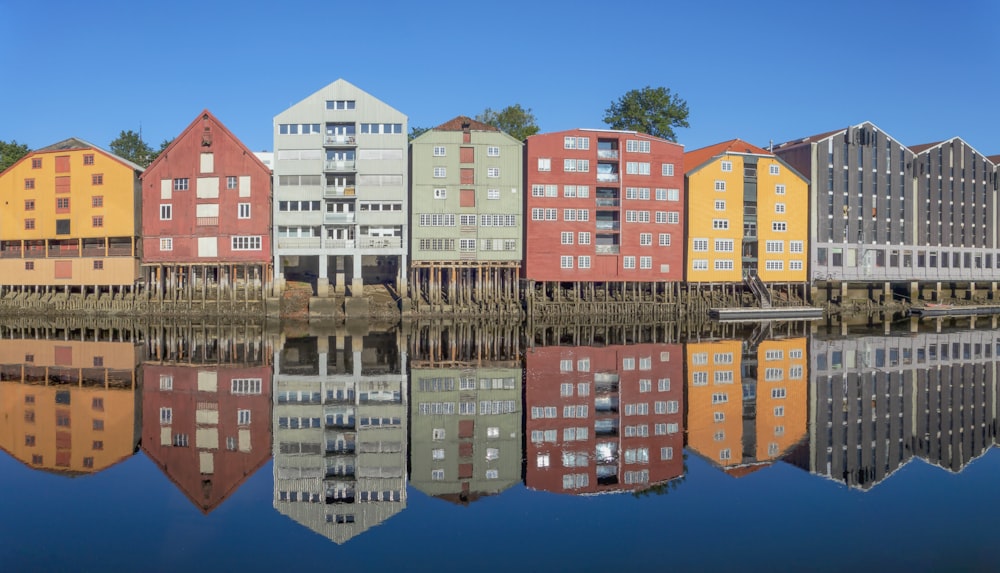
xmin=1 ymin=317 xmax=999 ymax=572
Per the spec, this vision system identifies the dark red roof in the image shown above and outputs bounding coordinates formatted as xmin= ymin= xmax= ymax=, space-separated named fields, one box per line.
xmin=685 ymin=138 xmax=771 ymax=172
xmin=433 ymin=116 xmax=498 ymax=132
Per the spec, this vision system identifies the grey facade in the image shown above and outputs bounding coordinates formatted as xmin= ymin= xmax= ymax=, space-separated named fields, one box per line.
xmin=802 ymin=330 xmax=998 ymax=489
xmin=272 ymin=331 xmax=407 ymax=544
xmin=272 ymin=79 xmax=408 ymax=298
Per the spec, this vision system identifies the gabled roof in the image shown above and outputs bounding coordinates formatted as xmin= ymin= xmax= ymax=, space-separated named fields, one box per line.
xmin=773 ymin=126 xmax=850 ymax=152
xmin=143 ymin=109 xmax=271 ymax=176
xmin=32 ymin=137 xmax=145 ymax=172
xmin=908 ymin=141 xmax=945 ymax=154
xmin=433 ymin=116 xmax=497 ymax=132
xmin=684 ymin=138 xmax=771 ymax=173
xmin=988 ymin=155 xmax=1000 ymax=165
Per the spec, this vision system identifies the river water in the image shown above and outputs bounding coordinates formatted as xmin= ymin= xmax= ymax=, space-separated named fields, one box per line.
xmin=1 ymin=316 xmax=998 ymax=572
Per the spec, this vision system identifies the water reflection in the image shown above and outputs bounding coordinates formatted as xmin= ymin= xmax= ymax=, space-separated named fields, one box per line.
xmin=3 ymin=317 xmax=1000 ymax=555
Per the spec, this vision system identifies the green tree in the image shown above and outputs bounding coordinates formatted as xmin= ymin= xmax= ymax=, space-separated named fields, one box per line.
xmin=0 ymin=139 xmax=30 ymax=173
xmin=603 ymin=86 xmax=690 ymax=142
xmin=408 ymin=126 xmax=430 ymax=141
xmin=475 ymin=104 xmax=539 ymax=141
xmin=109 ymin=130 xmax=154 ymax=167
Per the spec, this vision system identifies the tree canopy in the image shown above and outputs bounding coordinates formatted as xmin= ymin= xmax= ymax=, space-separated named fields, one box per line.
xmin=0 ymin=140 xmax=30 ymax=173
xmin=109 ymin=130 xmax=155 ymax=167
xmin=476 ymin=104 xmax=539 ymax=141
xmin=603 ymin=86 xmax=689 ymax=142
xmin=408 ymin=126 xmax=430 ymax=141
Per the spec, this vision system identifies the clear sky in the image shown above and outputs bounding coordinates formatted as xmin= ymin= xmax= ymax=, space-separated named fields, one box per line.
xmin=2 ymin=0 xmax=998 ymax=155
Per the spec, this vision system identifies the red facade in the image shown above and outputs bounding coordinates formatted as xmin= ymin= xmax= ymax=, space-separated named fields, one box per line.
xmin=141 ymin=110 xmax=272 ymax=264
xmin=524 ymin=343 xmax=684 ymax=495
xmin=524 ymin=129 xmax=685 ymax=282
xmin=141 ymin=364 xmax=272 ymax=513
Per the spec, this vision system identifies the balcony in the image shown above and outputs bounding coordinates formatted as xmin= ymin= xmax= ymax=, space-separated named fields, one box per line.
xmin=324 ymin=186 xmax=356 ymax=198
xmin=595 ymin=221 xmax=620 ymax=231
xmin=196 ymin=217 xmax=219 ymax=226
xmin=595 ymin=198 xmax=620 ymax=207
xmin=597 ymin=149 xmax=619 ymax=160
xmin=324 ymin=160 xmax=356 ymax=172
xmin=277 ymin=237 xmax=322 ymax=249
xmin=324 ymin=212 xmax=356 ymax=224
xmin=0 ymin=243 xmax=21 ymax=258
xmin=324 ymin=135 xmax=356 ymax=146
xmin=107 ymin=244 xmax=133 ymax=257
xmin=24 ymin=246 xmax=46 ymax=259
xmin=596 ymin=173 xmax=619 ymax=183
xmin=595 ymin=244 xmax=620 ymax=254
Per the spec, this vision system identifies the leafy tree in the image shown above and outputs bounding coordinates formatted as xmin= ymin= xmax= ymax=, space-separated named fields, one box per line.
xmin=0 ymin=140 xmax=30 ymax=173
xmin=476 ymin=104 xmax=540 ymax=141
xmin=603 ymin=86 xmax=690 ymax=142
xmin=408 ymin=126 xmax=430 ymax=141
xmin=109 ymin=130 xmax=154 ymax=167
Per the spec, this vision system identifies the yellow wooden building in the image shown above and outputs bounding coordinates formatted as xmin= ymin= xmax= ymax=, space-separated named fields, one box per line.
xmin=0 ymin=138 xmax=142 ymax=292
xmin=0 ymin=339 xmax=140 ymax=475
xmin=684 ymin=140 xmax=809 ymax=301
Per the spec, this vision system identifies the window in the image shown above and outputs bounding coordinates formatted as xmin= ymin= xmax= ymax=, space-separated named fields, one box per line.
xmin=563 ymin=159 xmax=589 ymax=172
xmin=24 ymin=199 xmax=34 ymax=211
xmin=626 ymin=139 xmax=650 ymax=153
xmin=222 ymin=176 xmax=236 ymax=190
xmin=91 ymin=195 xmax=103 ymax=208
xmin=578 ymin=232 xmax=590 ymax=244
xmin=769 ymin=164 xmax=780 ymax=175
xmin=560 ymin=256 xmax=574 ymax=269
xmin=487 ymin=167 xmax=500 ymax=178
xmin=232 ymin=236 xmax=262 ymax=250
xmin=623 ymin=256 xmax=636 ymax=269
xmin=564 ymin=209 xmax=577 ymax=222
xmin=712 ymin=219 xmax=729 ymax=230
xmin=626 ymin=162 xmax=651 ymax=175
xmin=790 ymin=260 xmax=803 ymax=270
xmin=640 ymin=233 xmax=652 ymax=246
xmin=460 ymin=214 xmax=477 ymax=226
xmin=160 ymin=204 xmax=172 ymax=220
xmin=325 ymin=99 xmax=356 ymax=110
xmin=432 ymin=146 xmax=446 ymax=157
xmin=31 ymin=158 xmax=41 ymax=169
xmin=775 ymin=184 xmax=786 ymax=195
xmin=160 ymin=407 xmax=173 ymax=425
xmin=721 ymin=160 xmax=733 ymax=172
xmin=92 ymin=216 xmax=103 ymax=228
xmin=659 ymin=233 xmax=671 ymax=246
xmin=433 ymin=167 xmax=446 ymax=178
xmin=765 ymin=260 xmax=784 ymax=271
xmin=564 ymin=136 xmax=590 ymax=150
xmin=692 ymin=259 xmax=708 ymax=270
xmin=790 ymin=241 xmax=804 ymax=253
xmin=640 ymin=256 xmax=652 ymax=269
xmin=432 ymin=188 xmax=447 ymax=200
xmin=662 ymin=163 xmax=674 ymax=176
xmin=578 ymin=256 xmax=590 ymax=269
xmin=23 ymin=218 xmax=36 ymax=230
xmin=714 ymin=180 xmax=726 ymax=191
xmin=714 ymin=259 xmax=734 ymax=270
xmin=774 ymin=406 xmax=785 ymax=417
xmin=766 ymin=240 xmax=784 ymax=253
xmin=711 ymin=393 xmax=728 ymax=404
xmin=715 ymin=200 xmax=726 ymax=211
xmin=238 ymin=203 xmax=251 ymax=219
xmin=238 ymin=409 xmax=252 ymax=425
xmin=173 ymin=178 xmax=189 ymax=191
xmin=667 ymin=212 xmax=679 ymax=224
xmin=81 ymin=154 xmax=94 ymax=166
xmin=160 ymin=238 xmax=173 ymax=251
xmin=715 ymin=239 xmax=734 ymax=252
xmin=561 ymin=232 xmax=574 ymax=245
xmin=487 ymin=188 xmax=499 ymax=199
xmin=24 ymin=178 xmax=34 ymax=190
xmin=538 ymin=158 xmax=551 ymax=171
xmin=775 ymin=203 xmax=786 ymax=214
xmin=90 ymin=173 xmax=104 ymax=186
xmin=56 ymin=197 xmax=70 ymax=212
xmin=487 ymin=146 xmax=500 ymax=156
xmin=772 ymin=221 xmax=787 ymax=232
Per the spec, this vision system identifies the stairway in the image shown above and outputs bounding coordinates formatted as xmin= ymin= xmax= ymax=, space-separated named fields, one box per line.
xmin=744 ymin=271 xmax=772 ymax=308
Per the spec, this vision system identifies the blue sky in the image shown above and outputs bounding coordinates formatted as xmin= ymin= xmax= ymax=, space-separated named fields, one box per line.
xmin=2 ymin=0 xmax=998 ymax=155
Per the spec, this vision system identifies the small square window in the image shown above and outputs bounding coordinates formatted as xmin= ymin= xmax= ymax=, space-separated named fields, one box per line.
xmin=31 ymin=158 xmax=41 ymax=169
xmin=83 ymin=154 xmax=94 ymax=166
xmin=91 ymin=174 xmax=103 ymax=185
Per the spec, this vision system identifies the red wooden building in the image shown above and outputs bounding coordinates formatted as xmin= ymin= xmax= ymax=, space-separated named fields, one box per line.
xmin=524 ymin=343 xmax=684 ymax=495
xmin=141 ymin=110 xmax=272 ymax=299
xmin=524 ymin=129 xmax=685 ymax=290
xmin=141 ymin=363 xmax=272 ymax=513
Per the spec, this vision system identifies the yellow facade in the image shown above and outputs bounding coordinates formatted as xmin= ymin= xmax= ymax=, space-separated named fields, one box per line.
xmin=0 ymin=340 xmax=139 ymax=474
xmin=686 ymin=340 xmax=744 ymax=467
xmin=685 ymin=151 xmax=808 ymax=283
xmin=0 ymin=140 xmax=140 ymax=286
xmin=754 ymin=338 xmax=807 ymax=461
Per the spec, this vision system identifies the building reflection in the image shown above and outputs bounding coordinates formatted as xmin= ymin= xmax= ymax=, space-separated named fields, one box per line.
xmin=272 ymin=325 xmax=407 ymax=544
xmin=801 ymin=328 xmax=999 ymax=489
xmin=408 ymin=321 xmax=523 ymax=504
xmin=686 ymin=328 xmax=808 ymax=476
xmin=0 ymin=324 xmax=140 ymax=476
xmin=524 ymin=326 xmax=685 ymax=494
xmin=141 ymin=323 xmax=273 ymax=513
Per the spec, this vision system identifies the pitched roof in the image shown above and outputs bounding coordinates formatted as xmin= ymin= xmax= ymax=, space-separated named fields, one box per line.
xmin=773 ymin=126 xmax=851 ymax=152
xmin=34 ymin=137 xmax=145 ymax=172
xmin=684 ymin=138 xmax=771 ymax=172
xmin=908 ymin=141 xmax=945 ymax=154
xmin=433 ymin=116 xmax=498 ymax=132
xmin=988 ymin=155 xmax=1000 ymax=165
xmin=143 ymin=109 xmax=271 ymax=176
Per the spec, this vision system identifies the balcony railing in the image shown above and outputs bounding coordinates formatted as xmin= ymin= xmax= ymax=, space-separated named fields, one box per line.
xmin=82 ymin=247 xmax=106 ymax=257
xmin=597 ymin=149 xmax=619 ymax=160
xmin=324 ymin=213 xmax=356 ymax=224
xmin=324 ymin=160 xmax=356 ymax=172
xmin=597 ymin=173 xmax=619 ymax=183
xmin=277 ymin=237 xmax=322 ymax=249
xmin=196 ymin=217 xmax=219 ymax=226
xmin=0 ymin=248 xmax=21 ymax=259
xmin=48 ymin=247 xmax=80 ymax=258
xmin=324 ymin=135 xmax=356 ymax=146
xmin=24 ymin=247 xmax=46 ymax=259
xmin=324 ymin=186 xmax=356 ymax=197
xmin=595 ymin=198 xmax=620 ymax=207
xmin=324 ymin=239 xmax=355 ymax=249
xmin=595 ymin=244 xmax=620 ymax=254
xmin=107 ymin=246 xmax=133 ymax=257
xmin=595 ymin=221 xmax=620 ymax=231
